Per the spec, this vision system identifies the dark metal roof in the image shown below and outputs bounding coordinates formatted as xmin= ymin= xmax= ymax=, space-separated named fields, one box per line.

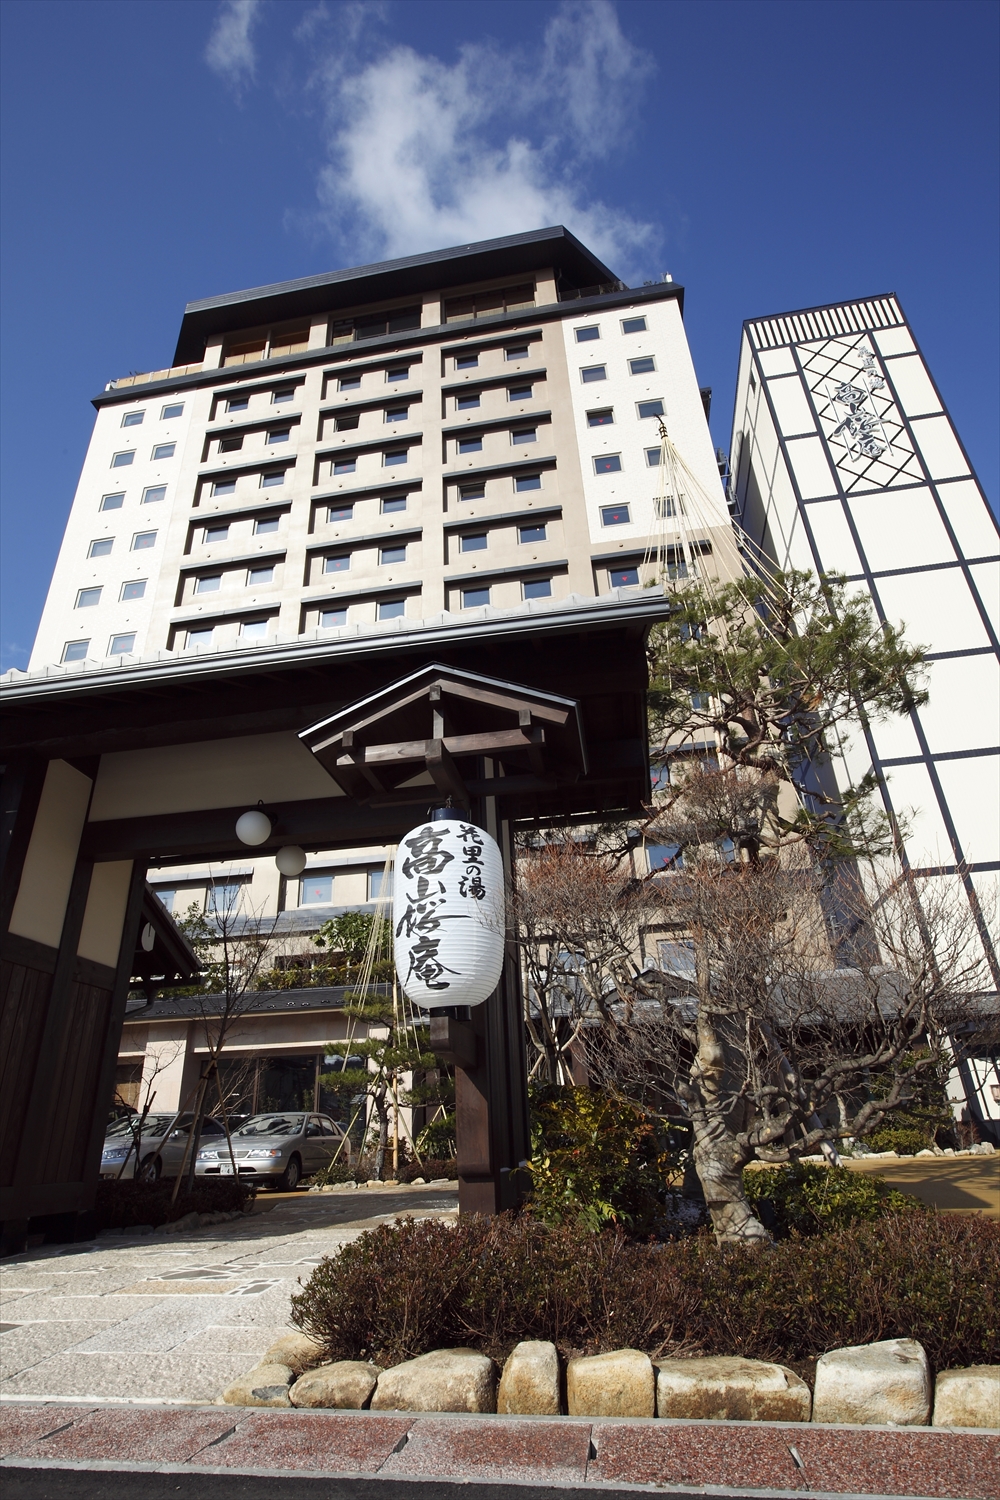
xmin=124 ymin=983 xmax=377 ymax=1023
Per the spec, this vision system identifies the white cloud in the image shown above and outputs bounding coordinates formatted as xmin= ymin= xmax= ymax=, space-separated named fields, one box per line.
xmin=206 ymin=0 xmax=262 ymax=93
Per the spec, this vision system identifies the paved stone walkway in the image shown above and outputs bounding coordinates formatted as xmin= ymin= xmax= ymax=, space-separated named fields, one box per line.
xmin=0 ymin=1185 xmax=457 ymax=1404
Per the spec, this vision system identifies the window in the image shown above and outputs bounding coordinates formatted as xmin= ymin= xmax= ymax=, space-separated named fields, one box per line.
xmin=511 ymin=427 xmax=536 ymax=445
xmin=224 ymin=337 xmax=266 ymax=367
xmin=330 ymin=306 xmax=420 ymax=343
xmin=153 ymin=888 xmax=176 ymax=913
xmin=122 ymin=411 xmax=144 ymax=427
xmin=378 ymin=598 xmax=406 ymax=619
xmin=338 ymin=374 xmax=362 ymax=391
xmin=456 ymin=393 xmax=480 ymax=410
xmin=519 ymin=523 xmax=546 ymax=543
xmin=601 ymin=504 xmax=630 ymax=525
xmin=460 ymin=482 xmax=485 ymax=500
xmin=386 ymin=366 xmax=409 ymax=383
xmin=523 ymin=577 xmax=552 ymax=599
xmin=111 ymin=451 xmax=134 ymax=467
xmin=575 ymin=326 xmax=600 ymax=342
xmin=463 ymin=586 xmax=490 ymax=608
xmin=335 ymin=413 xmax=360 ymax=431
xmin=132 ymin=531 xmax=156 ymax=550
xmin=654 ymin=494 xmax=685 ymax=518
xmin=381 ymin=495 xmax=406 ymax=513
xmin=460 ymin=532 xmax=487 ymax=552
xmin=325 ymin=554 xmax=350 ymax=573
xmin=505 ymin=345 xmax=529 ymax=360
xmin=380 ymin=544 xmax=406 ymax=564
xmin=205 ymin=524 xmax=229 ymax=542
xmin=610 ymin=566 xmax=639 ymax=587
xmin=152 ymin=443 xmax=175 ymax=460
xmin=101 ymin=492 xmax=125 ymax=511
xmin=109 ymin=632 xmax=135 ymax=655
xmin=384 ymin=407 xmax=408 ymax=423
xmin=691 ymin=692 xmax=711 ymax=711
xmin=621 ymin=316 xmax=647 ymax=334
xmin=650 ymin=762 xmax=670 ymax=792
xmin=657 ymin=939 xmax=695 ymax=975
xmin=333 ymin=458 xmax=356 ymax=475
xmin=268 ymin=326 xmax=309 ymax=358
xmin=207 ymin=881 xmax=243 ymax=912
xmin=121 ymin=580 xmax=146 ymax=601
xmin=213 ymin=478 xmax=237 ymax=495
xmin=637 ymin=399 xmax=664 ymax=420
xmin=142 ymin=485 xmax=166 ymax=504
xmin=508 ymin=384 xmax=533 ymax=401
xmin=219 ymin=435 xmax=243 ymax=453
xmin=455 ymin=354 xmax=479 ymax=370
xmin=187 ymin=626 xmax=213 ymax=647
xmin=88 ymin=538 xmax=113 ymax=557
xmin=645 ymin=447 xmax=662 ymax=467
xmin=588 ymin=408 xmax=614 ymax=427
xmin=383 ymin=450 xmax=408 ymax=466
xmin=457 ymin=436 xmax=482 ymax=454
xmin=594 ymin=454 xmax=622 ymax=474
xmin=195 ymin=575 xmax=221 ymax=593
xmin=76 ymin=587 xmax=102 ymax=608
xmin=227 ymin=396 xmax=249 ymax=412
xmin=369 ymin=868 xmax=393 ymax=900
xmin=320 ymin=607 xmax=347 ymax=628
xmin=161 ymin=403 xmax=184 ymax=419
xmin=248 ymin=565 xmax=274 ymax=585
xmin=266 ymin=428 xmax=290 ymax=444
xmin=515 ymin=473 xmax=542 ymax=492
xmin=241 ymin=618 xmax=269 ymax=638
xmin=272 ymin=387 xmax=295 ymax=404
xmin=62 ymin=640 xmax=89 ymax=662
xmin=581 ymin=365 xmax=606 ymax=383
xmin=649 ymin=846 xmax=683 ymax=874
xmin=444 ymin=283 xmax=534 ymax=322
xmin=255 ymin=516 xmax=280 ymax=534
xmin=301 ymin=874 xmax=333 ymax=905
xmin=327 ymin=503 xmax=354 ymax=521
xmin=629 ymin=356 xmax=656 ymax=374
xmin=261 ymin=470 xmax=285 ymax=487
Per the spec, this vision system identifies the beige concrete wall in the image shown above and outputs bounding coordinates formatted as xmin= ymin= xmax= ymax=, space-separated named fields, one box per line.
xmin=77 ymin=859 xmax=134 ymax=967
xmin=8 ymin=760 xmax=93 ymax=947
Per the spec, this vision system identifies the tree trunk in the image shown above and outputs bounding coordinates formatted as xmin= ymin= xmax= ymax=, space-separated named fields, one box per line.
xmin=372 ymin=1085 xmax=389 ymax=1180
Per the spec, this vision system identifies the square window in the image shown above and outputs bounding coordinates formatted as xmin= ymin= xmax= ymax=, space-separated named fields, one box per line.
xmin=645 ymin=447 xmax=662 ymax=467
xmin=511 ymin=427 xmax=536 ymax=445
xmin=381 ymin=496 xmax=407 ymax=513
xmin=518 ymin=523 xmax=546 ymax=543
xmin=248 ymin=565 xmax=274 ymax=585
xmin=266 ymin=428 xmax=290 ymax=444
xmin=213 ymin=478 xmax=237 ymax=495
xmin=650 ymin=847 xmax=684 ymax=874
xmin=581 ymin=365 xmax=606 ymax=383
xmin=142 ymin=485 xmax=166 ymax=504
xmin=255 ymin=516 xmax=280 ymax=534
xmin=122 ymin=411 xmax=144 ymax=427
xmin=637 ymin=399 xmax=664 ymax=419
xmin=121 ymin=579 xmax=146 ymax=600
xmin=187 ymin=627 xmax=213 ymax=647
xmin=301 ymin=874 xmax=333 ymax=905
xmin=369 ymin=868 xmax=393 ymax=901
xmin=101 ymin=492 xmax=125 ymax=511
xmin=195 ymin=575 xmax=221 ymax=593
xmin=325 ymin=554 xmax=351 ymax=572
xmin=384 ymin=407 xmax=408 ymax=423
xmin=153 ymin=887 xmax=176 ymax=912
xmin=650 ymin=762 xmax=670 ymax=792
xmin=378 ymin=598 xmax=406 ymax=619
xmin=219 ymin=435 xmax=243 ymax=452
xmin=380 ymin=544 xmax=406 ymax=564
xmin=621 ymin=317 xmax=647 ymax=334
xmin=386 ymin=366 xmax=409 ymax=383
xmin=62 ymin=640 xmax=89 ymax=662
xmin=575 ymin=326 xmax=600 ymax=342
xmin=460 ymin=482 xmax=485 ymax=501
xmin=327 ymin=503 xmax=354 ymax=521
xmin=109 ymin=632 xmax=135 ymax=655
xmin=152 ymin=443 xmax=175 ymax=460
xmin=588 ymin=408 xmax=614 ymax=427
xmin=457 ymin=436 xmax=482 ymax=454
xmin=654 ymin=494 xmax=685 ymax=518
xmin=132 ymin=531 xmax=156 ymax=550
xmin=241 ymin=618 xmax=269 ymax=638
xmin=333 ymin=459 xmax=357 ymax=477
xmin=261 ymin=470 xmax=285 ymax=487
xmin=523 ymin=577 xmax=552 ymax=600
xmin=111 ymin=451 xmax=134 ymax=467
xmin=338 ymin=375 xmax=362 ymax=391
xmin=610 ymin=566 xmax=639 ymax=587
xmin=601 ymin=504 xmax=630 ymax=525
xmin=336 ymin=413 xmax=360 ymax=431
xmin=272 ymin=387 xmax=294 ymax=404
xmin=691 ymin=691 xmax=711 ymax=710
xmin=227 ymin=396 xmax=249 ymax=412
xmin=594 ymin=454 xmax=622 ymax=474
xmin=205 ymin=524 xmax=230 ymax=543
xmin=515 ymin=473 xmax=542 ymax=492
xmin=505 ymin=345 xmax=529 ymax=360
xmin=320 ymin=607 xmax=347 ymax=628
xmin=161 ymin=402 xmax=184 ymax=419
xmin=508 ymin=384 xmax=533 ymax=401
xmin=457 ymin=393 xmax=480 ymax=410
xmin=88 ymin=538 xmax=113 ymax=557
xmin=460 ymin=532 xmax=487 ymax=552
xmin=463 ymin=586 xmax=490 ymax=608
xmin=630 ymin=356 xmax=656 ymax=374
xmin=455 ymin=354 xmax=479 ymax=370
xmin=207 ymin=880 xmax=243 ymax=912
xmin=383 ymin=450 xmax=408 ymax=466
xmin=76 ymin=587 xmax=102 ymax=608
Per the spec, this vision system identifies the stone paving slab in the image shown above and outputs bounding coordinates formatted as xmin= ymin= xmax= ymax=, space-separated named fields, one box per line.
xmin=14 ymin=1405 xmax=237 ymax=1464
xmin=0 ymin=1405 xmax=89 ymax=1458
xmin=380 ymin=1416 xmax=592 ymax=1484
xmin=0 ymin=1352 xmax=252 ymax=1402
xmin=196 ymin=1411 xmax=413 ymax=1473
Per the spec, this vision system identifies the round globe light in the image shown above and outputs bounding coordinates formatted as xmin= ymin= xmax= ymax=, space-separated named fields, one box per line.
xmin=235 ymin=809 xmax=272 ymax=846
xmin=275 ymin=844 xmax=307 ymax=877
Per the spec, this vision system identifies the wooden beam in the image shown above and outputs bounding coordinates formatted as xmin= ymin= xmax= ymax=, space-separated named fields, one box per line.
xmin=425 ymin=740 xmax=470 ymax=808
xmin=336 ymin=726 xmax=546 ymax=767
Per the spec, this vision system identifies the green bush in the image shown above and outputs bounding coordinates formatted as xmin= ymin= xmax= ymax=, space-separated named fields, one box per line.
xmin=398 ymin=1157 xmax=458 ymax=1183
xmin=291 ymin=1208 xmax=999 ymax=1374
xmin=743 ymin=1162 xmax=923 ymax=1236
xmin=93 ymin=1178 xmax=255 ymax=1230
xmin=863 ymin=1124 xmax=933 ymax=1156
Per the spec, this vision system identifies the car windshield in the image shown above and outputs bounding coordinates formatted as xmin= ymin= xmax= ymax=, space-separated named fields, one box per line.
xmin=105 ymin=1114 xmax=178 ymax=1138
xmin=234 ymin=1114 xmax=305 ymax=1138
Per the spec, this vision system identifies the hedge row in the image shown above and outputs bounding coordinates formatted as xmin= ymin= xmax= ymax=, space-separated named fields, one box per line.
xmin=93 ymin=1178 xmax=255 ymax=1230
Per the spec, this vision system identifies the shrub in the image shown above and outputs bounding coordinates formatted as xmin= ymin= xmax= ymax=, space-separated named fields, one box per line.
xmin=863 ymin=1124 xmax=933 ymax=1156
xmin=743 ymin=1162 xmax=923 ymax=1236
xmin=398 ymin=1156 xmax=458 ymax=1183
xmin=93 ymin=1178 xmax=254 ymax=1231
xmin=291 ymin=1207 xmax=999 ymax=1374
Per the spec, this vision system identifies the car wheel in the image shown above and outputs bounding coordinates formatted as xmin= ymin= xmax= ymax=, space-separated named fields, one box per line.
xmin=137 ymin=1154 xmax=161 ymax=1183
xmin=277 ymin=1155 xmax=302 ymax=1192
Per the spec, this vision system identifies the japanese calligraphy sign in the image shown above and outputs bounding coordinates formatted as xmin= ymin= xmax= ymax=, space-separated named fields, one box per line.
xmin=392 ymin=815 xmax=505 ymax=1009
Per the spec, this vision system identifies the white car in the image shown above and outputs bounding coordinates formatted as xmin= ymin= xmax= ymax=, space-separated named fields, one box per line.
xmin=101 ymin=1113 xmax=226 ymax=1181
xmin=196 ymin=1112 xmax=352 ymax=1191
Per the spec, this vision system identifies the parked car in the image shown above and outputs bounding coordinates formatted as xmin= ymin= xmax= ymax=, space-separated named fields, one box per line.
xmin=100 ymin=1113 xmax=227 ymax=1182
xmin=196 ymin=1112 xmax=351 ymax=1191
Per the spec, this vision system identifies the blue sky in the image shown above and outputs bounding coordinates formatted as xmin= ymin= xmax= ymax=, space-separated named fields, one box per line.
xmin=1 ymin=0 xmax=997 ymax=671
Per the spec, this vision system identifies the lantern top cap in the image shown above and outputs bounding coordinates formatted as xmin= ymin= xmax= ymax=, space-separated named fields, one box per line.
xmin=430 ymin=806 xmax=467 ymax=823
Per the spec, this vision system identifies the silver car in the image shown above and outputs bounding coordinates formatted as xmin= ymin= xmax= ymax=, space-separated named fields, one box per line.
xmin=100 ymin=1113 xmax=227 ymax=1182
xmin=196 ymin=1112 xmax=351 ymax=1192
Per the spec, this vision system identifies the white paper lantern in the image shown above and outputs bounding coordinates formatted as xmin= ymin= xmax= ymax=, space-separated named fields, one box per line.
xmin=393 ymin=815 xmax=505 ymax=1010
xmin=275 ymin=845 xmax=307 ymax=877
xmin=235 ymin=808 xmax=272 ymax=846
